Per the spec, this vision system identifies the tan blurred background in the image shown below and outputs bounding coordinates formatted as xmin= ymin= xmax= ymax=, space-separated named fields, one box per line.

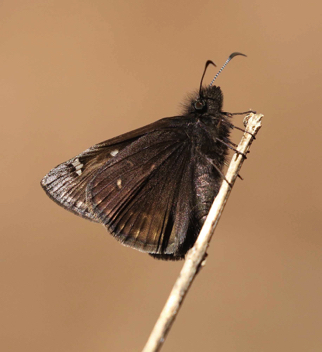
xmin=1 ymin=1 xmax=322 ymax=351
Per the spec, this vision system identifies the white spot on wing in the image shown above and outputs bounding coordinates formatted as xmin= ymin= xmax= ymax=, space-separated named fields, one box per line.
xmin=71 ymin=158 xmax=84 ymax=176
xmin=117 ymin=179 xmax=122 ymax=189
xmin=110 ymin=149 xmax=119 ymax=157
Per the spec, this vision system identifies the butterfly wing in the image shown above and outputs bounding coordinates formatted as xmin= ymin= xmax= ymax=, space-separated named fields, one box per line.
xmin=40 ymin=118 xmax=181 ymax=221
xmin=87 ymin=125 xmax=201 ymax=258
xmin=41 ymin=115 xmax=222 ymax=259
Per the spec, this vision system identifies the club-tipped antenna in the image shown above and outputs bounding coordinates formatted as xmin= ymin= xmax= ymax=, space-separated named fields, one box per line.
xmin=209 ymin=52 xmax=247 ymax=87
xmin=199 ymin=60 xmax=216 ymax=97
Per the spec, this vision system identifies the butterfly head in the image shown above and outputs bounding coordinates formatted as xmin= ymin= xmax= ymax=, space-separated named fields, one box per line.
xmin=183 ymin=85 xmax=223 ymax=115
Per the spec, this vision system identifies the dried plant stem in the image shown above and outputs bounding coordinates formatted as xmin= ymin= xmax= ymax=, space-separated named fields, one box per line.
xmin=142 ymin=113 xmax=263 ymax=352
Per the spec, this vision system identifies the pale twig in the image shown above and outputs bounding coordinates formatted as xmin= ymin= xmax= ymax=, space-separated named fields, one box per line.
xmin=142 ymin=113 xmax=263 ymax=352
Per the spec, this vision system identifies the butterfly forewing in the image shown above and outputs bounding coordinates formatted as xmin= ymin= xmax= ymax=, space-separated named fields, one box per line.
xmin=87 ymin=128 xmax=195 ymax=257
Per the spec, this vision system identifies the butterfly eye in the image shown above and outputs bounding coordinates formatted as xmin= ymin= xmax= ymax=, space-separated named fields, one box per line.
xmin=194 ymin=100 xmax=206 ymax=111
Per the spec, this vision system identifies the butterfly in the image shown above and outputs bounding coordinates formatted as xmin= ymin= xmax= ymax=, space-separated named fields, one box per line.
xmin=41 ymin=52 xmax=249 ymax=260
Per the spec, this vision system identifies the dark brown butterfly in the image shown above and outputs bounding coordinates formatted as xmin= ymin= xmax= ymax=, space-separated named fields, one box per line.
xmin=41 ymin=53 xmax=248 ymax=260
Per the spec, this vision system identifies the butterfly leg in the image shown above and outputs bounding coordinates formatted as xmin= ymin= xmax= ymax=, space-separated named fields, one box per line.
xmin=216 ymin=138 xmax=248 ymax=159
xmin=223 ymin=110 xmax=256 ymax=116
xmin=221 ymin=111 xmax=256 ymax=139
xmin=222 ymin=137 xmax=238 ymax=148
xmin=223 ymin=161 xmax=243 ymax=180
xmin=220 ymin=118 xmax=256 ymax=139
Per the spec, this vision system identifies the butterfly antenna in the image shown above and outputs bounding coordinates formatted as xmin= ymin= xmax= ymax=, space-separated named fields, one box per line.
xmin=209 ymin=52 xmax=247 ymax=87
xmin=199 ymin=60 xmax=216 ymax=97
